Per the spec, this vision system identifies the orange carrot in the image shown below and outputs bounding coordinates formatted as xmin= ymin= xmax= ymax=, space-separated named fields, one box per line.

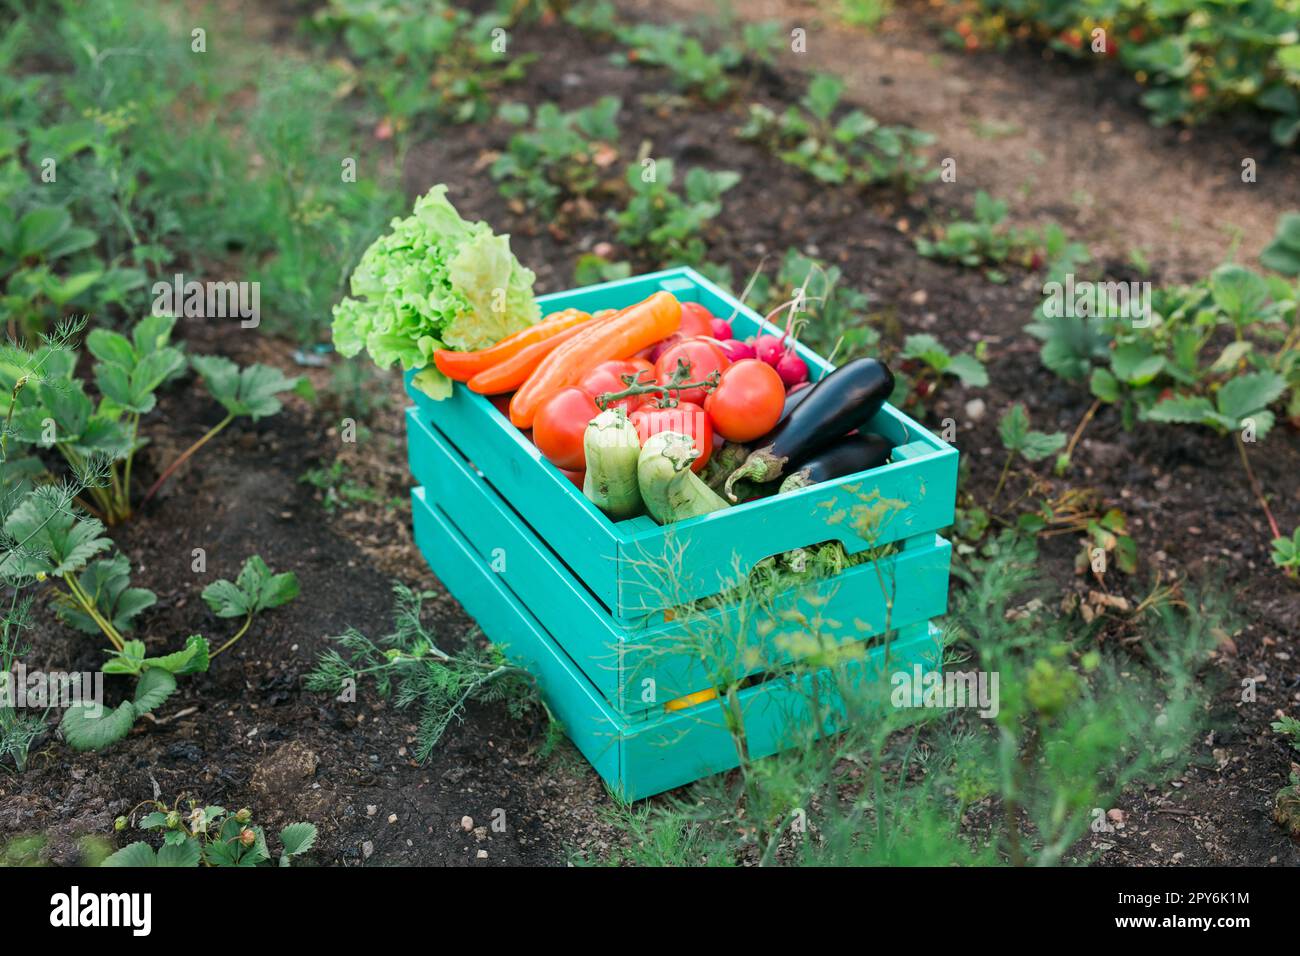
xmin=468 ymin=315 xmax=602 ymax=394
xmin=509 ymin=292 xmax=682 ymax=429
xmin=433 ymin=308 xmax=590 ymax=382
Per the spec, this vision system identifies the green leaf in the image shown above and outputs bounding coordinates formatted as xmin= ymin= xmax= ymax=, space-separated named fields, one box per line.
xmin=1260 ymin=212 xmax=1300 ymax=276
xmin=59 ymin=700 xmax=136 ymax=752
xmin=203 ymin=556 xmax=299 ymax=618
xmin=1089 ymin=367 xmax=1120 ymax=403
xmin=1210 ymin=263 xmax=1270 ymax=325
xmin=278 ymin=822 xmax=318 ymax=864
xmin=901 ymin=334 xmax=951 ymax=372
xmin=411 ymin=367 xmax=452 ymax=402
xmin=803 ymin=73 xmax=843 ymax=120
xmin=139 ymin=812 xmax=169 ymax=830
xmin=156 ymin=837 xmax=202 ymax=867
xmin=132 ymin=667 xmax=176 ymax=715
xmin=0 ymin=492 xmax=111 ymax=579
xmin=16 ymin=206 xmax=71 ymax=257
xmin=85 ymin=329 xmax=135 ymax=369
xmin=1110 ymin=344 xmax=1164 ymax=386
xmin=191 ymin=356 xmax=299 ymax=421
xmin=103 ymin=639 xmax=147 ymax=675
xmin=101 ymin=842 xmax=157 ymax=867
xmin=1144 ymin=394 xmax=1217 ymax=426
xmin=945 ymin=352 xmax=989 ymax=387
xmin=57 ymin=554 xmax=156 ymax=636
xmin=1216 ymin=371 xmax=1286 ymax=422
xmin=997 ymin=404 xmax=1067 ymax=462
xmin=143 ymin=634 xmax=210 ymax=676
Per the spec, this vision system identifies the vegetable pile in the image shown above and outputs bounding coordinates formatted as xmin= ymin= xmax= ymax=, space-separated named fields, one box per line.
xmin=331 ymin=185 xmax=540 ymax=399
xmin=435 ymin=287 xmax=900 ymax=526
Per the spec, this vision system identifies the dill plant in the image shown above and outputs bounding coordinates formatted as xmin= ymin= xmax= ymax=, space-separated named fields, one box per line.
xmin=306 ymin=582 xmax=548 ymax=761
xmin=588 ymin=527 xmax=1224 ymax=866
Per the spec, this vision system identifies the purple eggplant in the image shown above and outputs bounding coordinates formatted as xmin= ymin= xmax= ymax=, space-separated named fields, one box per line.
xmin=779 ymin=432 xmax=893 ymax=493
xmin=724 ymin=358 xmax=894 ymax=500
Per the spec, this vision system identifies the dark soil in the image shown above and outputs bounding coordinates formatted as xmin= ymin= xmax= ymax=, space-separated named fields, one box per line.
xmin=2 ymin=0 xmax=1297 ymax=867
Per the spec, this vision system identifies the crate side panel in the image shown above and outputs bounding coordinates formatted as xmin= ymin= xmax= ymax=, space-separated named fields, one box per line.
xmin=410 ymin=488 xmax=626 ymax=789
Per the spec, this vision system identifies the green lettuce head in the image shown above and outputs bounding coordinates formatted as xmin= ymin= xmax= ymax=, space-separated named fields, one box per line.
xmin=331 ymin=185 xmax=540 ymax=396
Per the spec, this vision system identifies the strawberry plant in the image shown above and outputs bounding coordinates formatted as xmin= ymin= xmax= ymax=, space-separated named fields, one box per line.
xmin=59 ymin=634 xmax=210 ymax=753
xmin=899 ymin=333 xmax=989 ymax=402
xmin=611 ymin=17 xmax=782 ymax=103
xmin=314 ymin=0 xmax=533 ymax=132
xmin=55 ymin=554 xmax=156 ymax=636
xmin=916 ymin=191 xmax=1041 ymax=279
xmin=201 ymin=555 xmax=300 ymax=659
xmin=142 ymin=355 xmax=301 ymax=505
xmin=993 ymin=402 xmax=1066 ymax=503
xmin=739 ymin=73 xmax=934 ymax=191
xmin=612 ymin=159 xmax=740 ymax=267
xmin=958 ymin=1 xmax=1300 ymax=145
xmin=1273 ymin=528 xmax=1300 ymax=579
xmin=105 ymin=797 xmax=316 ymax=867
xmin=0 ymin=478 xmax=211 ymax=752
xmin=491 ymin=97 xmax=621 ymax=218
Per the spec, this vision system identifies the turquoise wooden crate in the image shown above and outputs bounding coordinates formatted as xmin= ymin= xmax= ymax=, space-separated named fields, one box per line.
xmin=407 ymin=405 xmax=952 ymax=715
xmin=411 ymin=485 xmax=942 ymax=800
xmin=405 ymin=266 xmax=958 ymax=620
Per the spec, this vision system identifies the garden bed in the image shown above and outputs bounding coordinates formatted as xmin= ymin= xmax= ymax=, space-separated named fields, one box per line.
xmin=1 ymin=0 xmax=1297 ymax=867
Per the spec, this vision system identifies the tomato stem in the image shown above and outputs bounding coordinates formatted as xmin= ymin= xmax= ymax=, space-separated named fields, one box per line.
xmin=594 ymin=359 xmax=719 ymax=410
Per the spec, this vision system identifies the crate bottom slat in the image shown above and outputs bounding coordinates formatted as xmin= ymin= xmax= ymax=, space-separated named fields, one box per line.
xmin=412 ymin=486 xmax=943 ymax=800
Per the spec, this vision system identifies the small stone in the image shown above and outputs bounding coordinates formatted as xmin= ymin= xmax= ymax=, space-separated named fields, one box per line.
xmin=460 ymin=815 xmax=474 ymax=832
xmin=964 ymin=398 xmax=986 ymax=422
xmin=366 ymin=805 xmax=377 ymax=817
xmin=473 ymin=826 xmax=488 ymax=842
xmin=387 ymin=813 xmax=398 ymax=824
xmin=362 ymin=841 xmax=374 ymax=860
xmin=477 ymin=849 xmax=488 ymax=860
xmin=1106 ymin=809 xmax=1127 ymax=827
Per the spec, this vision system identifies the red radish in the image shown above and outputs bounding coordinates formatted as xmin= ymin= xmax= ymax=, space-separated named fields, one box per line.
xmin=754 ymin=333 xmax=787 ymax=366
xmin=717 ymin=338 xmax=756 ymax=363
xmin=709 ymin=318 xmax=733 ymax=340
xmin=775 ymin=350 xmax=809 ymax=388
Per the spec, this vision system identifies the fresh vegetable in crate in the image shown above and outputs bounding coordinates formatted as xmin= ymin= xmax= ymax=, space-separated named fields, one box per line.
xmin=778 ymin=432 xmax=893 ymax=492
xmin=332 ymin=185 xmax=540 ymax=400
xmin=435 ymin=307 xmax=590 ymax=382
xmin=704 ymin=358 xmax=785 ymax=442
xmin=510 ymin=291 xmax=682 ymax=429
xmin=533 ymin=386 xmax=601 ymax=471
xmin=583 ymin=408 xmax=643 ymax=520
xmin=638 ymin=431 xmax=729 ymax=524
xmin=724 ymin=357 xmax=895 ymax=500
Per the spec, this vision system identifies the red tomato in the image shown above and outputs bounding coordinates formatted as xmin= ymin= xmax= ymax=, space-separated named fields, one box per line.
xmin=559 ymin=468 xmax=585 ymax=490
xmin=533 ymin=387 xmax=599 ymax=470
xmin=705 ymin=359 xmax=785 ymax=442
xmin=678 ymin=302 xmax=715 ymax=338
xmin=578 ymin=359 xmax=654 ymax=413
xmin=654 ymin=338 xmax=729 ymax=406
xmin=630 ymin=401 xmax=713 ymax=472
